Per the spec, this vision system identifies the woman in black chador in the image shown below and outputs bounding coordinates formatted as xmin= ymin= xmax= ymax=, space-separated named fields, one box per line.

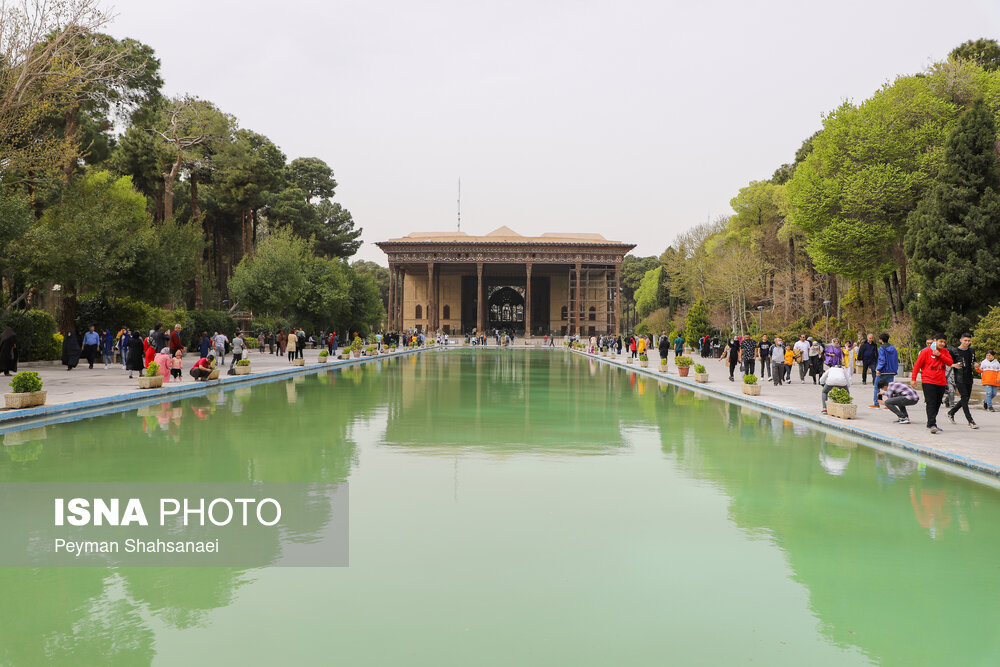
xmin=62 ymin=331 xmax=81 ymax=371
xmin=0 ymin=327 xmax=16 ymax=375
xmin=126 ymin=328 xmax=145 ymax=379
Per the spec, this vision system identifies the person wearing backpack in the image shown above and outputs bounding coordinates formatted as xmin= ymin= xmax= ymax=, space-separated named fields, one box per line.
xmin=872 ymin=333 xmax=899 ymax=408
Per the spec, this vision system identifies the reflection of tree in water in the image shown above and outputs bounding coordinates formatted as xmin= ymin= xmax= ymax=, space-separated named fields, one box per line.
xmin=652 ymin=389 xmax=1000 ymax=665
xmin=0 ymin=362 xmax=390 ymax=662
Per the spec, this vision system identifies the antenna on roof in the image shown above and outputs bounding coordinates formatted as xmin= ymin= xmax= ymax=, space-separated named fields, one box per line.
xmin=457 ymin=178 xmax=461 ymax=232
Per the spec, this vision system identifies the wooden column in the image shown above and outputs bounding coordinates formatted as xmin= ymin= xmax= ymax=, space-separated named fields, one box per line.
xmin=612 ymin=263 xmax=621 ymax=335
xmin=476 ymin=262 xmax=484 ymax=334
xmin=573 ymin=262 xmax=582 ymax=335
xmin=427 ymin=262 xmax=435 ymax=333
xmin=398 ymin=268 xmax=406 ymax=331
xmin=387 ymin=264 xmax=396 ymax=330
xmin=525 ymin=263 xmax=532 ymax=337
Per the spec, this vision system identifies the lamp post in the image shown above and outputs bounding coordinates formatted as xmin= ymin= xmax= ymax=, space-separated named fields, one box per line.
xmin=823 ymin=300 xmax=832 ymax=340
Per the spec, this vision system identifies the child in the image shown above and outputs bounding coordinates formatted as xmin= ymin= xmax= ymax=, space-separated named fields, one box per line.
xmin=171 ymin=350 xmax=183 ymax=381
xmin=784 ymin=344 xmax=795 ymax=382
xmin=977 ymin=350 xmax=1000 ymax=412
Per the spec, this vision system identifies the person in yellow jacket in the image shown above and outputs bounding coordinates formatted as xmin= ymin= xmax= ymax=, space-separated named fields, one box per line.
xmin=637 ymin=336 xmax=647 ymax=355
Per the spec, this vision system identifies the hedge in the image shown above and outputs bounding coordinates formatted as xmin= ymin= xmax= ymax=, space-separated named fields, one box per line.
xmin=0 ymin=309 xmax=58 ymax=361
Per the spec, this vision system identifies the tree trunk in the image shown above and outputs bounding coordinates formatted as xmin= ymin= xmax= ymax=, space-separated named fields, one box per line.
xmin=59 ymin=280 xmax=77 ymax=334
xmin=214 ymin=222 xmax=224 ymax=302
xmin=883 ymin=276 xmax=898 ymax=314
xmin=191 ymin=172 xmax=203 ymax=310
xmin=251 ymin=208 xmax=259 ymax=250
xmin=827 ymin=274 xmax=839 ymax=314
xmin=162 ymin=152 xmax=183 ymax=221
xmin=62 ymin=105 xmax=79 ymax=184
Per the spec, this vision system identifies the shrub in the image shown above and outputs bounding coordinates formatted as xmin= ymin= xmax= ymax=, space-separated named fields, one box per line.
xmin=319 ymin=349 xmax=329 ymax=357
xmin=660 ymin=357 xmax=667 ymax=365
xmin=184 ymin=309 xmax=237 ymax=349
xmin=236 ymin=358 xmax=250 ymax=366
xmin=0 ymin=309 xmax=58 ymax=361
xmin=694 ymin=364 xmax=706 ymax=373
xmin=350 ymin=334 xmax=364 ymax=351
xmin=743 ymin=373 xmax=758 ymax=385
xmin=243 ymin=336 xmax=257 ymax=349
xmin=829 ymin=387 xmax=853 ymax=404
xmin=675 ymin=355 xmax=694 ymax=367
xmin=9 ymin=371 xmax=43 ymax=393
xmin=46 ymin=333 xmax=63 ymax=361
xmin=639 ymin=353 xmax=648 ymax=362
xmin=145 ymin=362 xmax=160 ymax=377
xmin=972 ymin=305 xmax=1000 ymax=358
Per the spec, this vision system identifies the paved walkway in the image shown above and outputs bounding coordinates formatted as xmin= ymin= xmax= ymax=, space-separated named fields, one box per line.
xmin=1 ymin=346 xmax=424 ymax=426
xmin=571 ymin=345 xmax=1000 ymax=476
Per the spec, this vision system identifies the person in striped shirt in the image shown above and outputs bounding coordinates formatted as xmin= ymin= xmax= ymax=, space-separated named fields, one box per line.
xmin=878 ymin=381 xmax=920 ymax=424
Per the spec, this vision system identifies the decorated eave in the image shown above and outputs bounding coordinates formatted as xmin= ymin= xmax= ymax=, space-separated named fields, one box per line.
xmin=376 ymin=226 xmax=636 ymax=260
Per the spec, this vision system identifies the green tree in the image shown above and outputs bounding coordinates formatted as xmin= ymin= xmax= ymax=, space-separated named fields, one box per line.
xmin=620 ymin=255 xmax=659 ymax=304
xmin=14 ymin=171 xmax=153 ymax=330
xmin=905 ymin=99 xmax=1000 ymax=340
xmin=351 ymin=260 xmax=390 ymax=308
xmin=286 ymin=157 xmax=337 ymax=201
xmin=635 ymin=266 xmax=668 ymax=318
xmin=684 ymin=299 xmax=712 ymax=343
xmin=228 ymin=228 xmax=309 ymax=315
xmin=950 ymin=38 xmax=1000 ymax=72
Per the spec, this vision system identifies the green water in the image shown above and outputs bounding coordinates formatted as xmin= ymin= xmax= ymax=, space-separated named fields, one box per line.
xmin=2 ymin=349 xmax=1000 ymax=665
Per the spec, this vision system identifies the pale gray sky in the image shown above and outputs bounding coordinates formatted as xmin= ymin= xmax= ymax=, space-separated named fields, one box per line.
xmin=110 ymin=0 xmax=1000 ymax=264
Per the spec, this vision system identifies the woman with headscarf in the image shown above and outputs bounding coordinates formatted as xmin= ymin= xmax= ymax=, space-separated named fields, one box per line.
xmin=126 ymin=329 xmax=145 ymax=379
xmin=62 ymin=331 xmax=81 ymax=371
xmin=154 ymin=347 xmax=172 ymax=383
xmin=199 ymin=331 xmax=210 ymax=358
xmin=101 ymin=329 xmax=114 ymax=369
xmin=144 ymin=337 xmax=156 ymax=368
xmin=0 ymin=327 xmax=17 ymax=375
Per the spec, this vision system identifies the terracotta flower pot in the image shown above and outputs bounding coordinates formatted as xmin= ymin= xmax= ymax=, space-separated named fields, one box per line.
xmin=352 ymin=350 xmax=361 ymax=358
xmin=138 ymin=375 xmax=163 ymax=389
xmin=3 ymin=391 xmax=47 ymax=409
xmin=678 ymin=366 xmax=690 ymax=377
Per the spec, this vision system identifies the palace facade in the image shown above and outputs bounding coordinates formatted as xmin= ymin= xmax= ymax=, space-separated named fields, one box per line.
xmin=376 ymin=226 xmax=635 ymax=337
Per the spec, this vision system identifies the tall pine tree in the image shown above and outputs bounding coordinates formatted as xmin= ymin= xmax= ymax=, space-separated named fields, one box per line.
xmin=905 ymin=99 xmax=1000 ymax=340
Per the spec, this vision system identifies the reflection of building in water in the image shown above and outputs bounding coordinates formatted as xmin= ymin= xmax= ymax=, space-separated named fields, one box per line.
xmin=377 ymin=227 xmax=634 ymax=336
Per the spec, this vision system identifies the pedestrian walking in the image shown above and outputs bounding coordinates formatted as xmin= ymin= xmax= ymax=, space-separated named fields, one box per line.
xmin=758 ymin=334 xmax=772 ymax=380
xmin=946 ymin=333 xmax=978 ymax=429
xmin=978 ymin=351 xmax=1000 ymax=412
xmin=171 ymin=350 xmax=184 ymax=381
xmin=824 ymin=337 xmax=844 ymax=368
xmin=793 ymin=334 xmax=810 ymax=383
xmin=858 ymin=333 xmax=878 ymax=384
xmin=740 ymin=335 xmax=756 ymax=376
xmin=126 ymin=329 xmax=145 ymax=379
xmin=0 ymin=327 xmax=18 ymax=376
xmin=199 ymin=332 xmax=210 ymax=358
xmin=62 ymin=331 xmax=81 ymax=371
xmin=169 ymin=324 xmax=184 ymax=355
xmin=808 ymin=338 xmax=823 ymax=384
xmin=81 ymin=325 xmax=99 ymax=369
xmin=287 ymin=329 xmax=298 ymax=362
xmin=770 ymin=337 xmax=785 ymax=386
xmin=101 ymin=329 xmax=114 ymax=369
xmin=783 ymin=343 xmax=794 ymax=381
xmin=911 ymin=333 xmax=957 ymax=434
xmin=722 ymin=338 xmax=740 ymax=381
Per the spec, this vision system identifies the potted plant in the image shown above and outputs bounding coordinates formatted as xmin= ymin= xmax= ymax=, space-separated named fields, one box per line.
xmin=675 ymin=355 xmax=694 ymax=377
xmin=318 ymin=349 xmax=329 ymax=363
xmin=827 ymin=388 xmax=857 ymax=419
xmin=235 ymin=358 xmax=252 ymax=375
xmin=659 ymin=356 xmax=668 ymax=373
xmin=600 ymin=346 xmax=608 ymax=357
xmin=626 ymin=354 xmax=634 ymax=364
xmin=741 ymin=373 xmax=760 ymax=396
xmin=351 ymin=335 xmax=364 ymax=358
xmin=139 ymin=362 xmax=163 ymax=389
xmin=4 ymin=371 xmax=46 ymax=409
xmin=639 ymin=353 xmax=649 ymax=368
xmin=694 ymin=364 xmax=709 ymax=383
xmin=207 ymin=358 xmax=220 ymax=380
xmin=365 ymin=345 xmax=376 ymax=357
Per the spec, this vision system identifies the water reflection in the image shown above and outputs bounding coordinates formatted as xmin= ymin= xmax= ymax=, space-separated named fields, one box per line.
xmin=0 ymin=349 xmax=998 ymax=664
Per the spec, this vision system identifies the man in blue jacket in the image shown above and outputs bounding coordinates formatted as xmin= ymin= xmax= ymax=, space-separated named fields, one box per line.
xmin=872 ymin=332 xmax=899 ymax=408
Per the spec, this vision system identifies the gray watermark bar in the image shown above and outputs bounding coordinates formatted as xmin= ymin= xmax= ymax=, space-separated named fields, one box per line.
xmin=0 ymin=482 xmax=348 ymax=567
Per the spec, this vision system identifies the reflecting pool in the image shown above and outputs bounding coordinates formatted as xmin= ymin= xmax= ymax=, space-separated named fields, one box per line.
xmin=2 ymin=349 xmax=1000 ymax=665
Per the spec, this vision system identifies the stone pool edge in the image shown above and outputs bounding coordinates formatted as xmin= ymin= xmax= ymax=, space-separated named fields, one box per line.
xmin=0 ymin=346 xmax=432 ymax=432
xmin=564 ymin=347 xmax=1000 ymax=479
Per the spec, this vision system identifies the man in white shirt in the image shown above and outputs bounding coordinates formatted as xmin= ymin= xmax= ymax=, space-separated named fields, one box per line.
xmin=793 ymin=334 xmax=811 ymax=384
xmin=819 ymin=364 xmax=851 ymax=414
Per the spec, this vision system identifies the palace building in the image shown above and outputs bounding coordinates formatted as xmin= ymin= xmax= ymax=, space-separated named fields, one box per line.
xmin=376 ymin=226 xmax=635 ymax=337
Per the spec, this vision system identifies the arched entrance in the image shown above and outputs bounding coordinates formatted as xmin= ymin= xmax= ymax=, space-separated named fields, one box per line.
xmin=487 ymin=286 xmax=524 ymax=332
